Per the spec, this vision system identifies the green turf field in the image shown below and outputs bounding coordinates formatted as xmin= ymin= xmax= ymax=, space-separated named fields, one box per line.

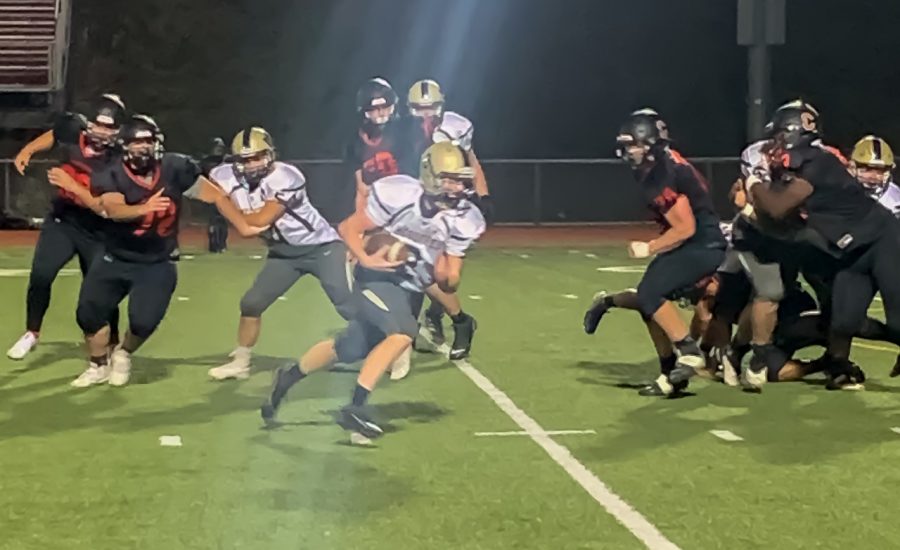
xmin=1 ymin=243 xmax=899 ymax=550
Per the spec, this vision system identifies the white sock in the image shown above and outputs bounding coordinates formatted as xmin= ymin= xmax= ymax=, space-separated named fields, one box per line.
xmin=233 ymin=346 xmax=252 ymax=365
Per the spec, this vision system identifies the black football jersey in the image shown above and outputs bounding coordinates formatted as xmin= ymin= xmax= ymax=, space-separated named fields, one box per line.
xmin=638 ymin=149 xmax=723 ymax=246
xmin=92 ymin=153 xmax=200 ymax=263
xmin=776 ymin=142 xmax=891 ymax=250
xmin=50 ymin=112 xmax=118 ymax=233
xmin=344 ymin=121 xmax=407 ymax=185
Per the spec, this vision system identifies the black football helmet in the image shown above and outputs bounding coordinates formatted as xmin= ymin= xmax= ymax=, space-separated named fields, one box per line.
xmin=119 ymin=114 xmax=164 ymax=174
xmin=85 ymin=93 xmax=126 ymax=149
xmin=630 ymin=108 xmax=670 ymax=142
xmin=356 ymin=77 xmax=398 ymax=130
xmin=765 ymin=99 xmax=820 ymax=150
xmin=616 ymin=112 xmax=666 ymax=168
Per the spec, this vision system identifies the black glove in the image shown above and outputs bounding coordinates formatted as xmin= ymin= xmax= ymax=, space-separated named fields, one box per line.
xmin=476 ymin=194 xmax=495 ymax=225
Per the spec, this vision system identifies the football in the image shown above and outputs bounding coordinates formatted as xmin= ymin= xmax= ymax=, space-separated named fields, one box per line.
xmin=363 ymin=231 xmax=412 ymax=263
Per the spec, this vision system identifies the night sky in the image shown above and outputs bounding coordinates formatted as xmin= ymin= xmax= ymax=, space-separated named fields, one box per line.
xmin=65 ymin=0 xmax=900 ymax=159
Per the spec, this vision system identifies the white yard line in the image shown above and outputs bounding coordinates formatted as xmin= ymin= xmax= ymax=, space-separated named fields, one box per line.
xmin=475 ymin=429 xmax=597 ymax=437
xmin=709 ymin=430 xmax=743 ymax=442
xmin=853 ymin=342 xmax=896 ymax=353
xmin=422 ymin=331 xmax=680 ymax=550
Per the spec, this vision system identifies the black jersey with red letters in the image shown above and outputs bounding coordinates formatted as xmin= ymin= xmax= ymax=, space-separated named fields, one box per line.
xmin=775 ymin=141 xmax=893 ymax=251
xmin=344 ymin=121 xmax=407 ymax=186
xmin=92 ymin=153 xmax=200 ymax=263
xmin=638 ymin=149 xmax=724 ymax=247
xmin=51 ymin=113 xmax=118 ymax=233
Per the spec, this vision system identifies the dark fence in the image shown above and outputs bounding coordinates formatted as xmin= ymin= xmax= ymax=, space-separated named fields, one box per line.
xmin=0 ymin=157 xmax=742 ymax=226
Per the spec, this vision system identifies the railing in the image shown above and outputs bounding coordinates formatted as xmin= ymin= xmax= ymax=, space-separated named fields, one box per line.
xmin=0 ymin=156 xmax=743 ymax=226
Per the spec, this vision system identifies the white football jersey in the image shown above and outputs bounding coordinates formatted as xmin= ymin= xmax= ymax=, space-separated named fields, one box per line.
xmin=210 ymin=162 xmax=338 ymax=246
xmin=876 ymin=182 xmax=900 ymax=218
xmin=366 ymin=174 xmax=485 ymax=292
xmin=432 ymin=111 xmax=474 ymax=151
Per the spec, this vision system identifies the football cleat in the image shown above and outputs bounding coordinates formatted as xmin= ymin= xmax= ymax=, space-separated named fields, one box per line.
xmin=7 ymin=331 xmax=38 ymax=360
xmin=449 ymin=314 xmax=477 ymax=360
xmin=338 ymin=405 xmax=384 ymax=439
xmin=583 ymin=291 xmax=610 ymax=335
xmin=71 ymin=363 xmax=110 ymax=388
xmin=260 ymin=363 xmax=296 ymax=426
xmin=108 ymin=348 xmax=132 ymax=387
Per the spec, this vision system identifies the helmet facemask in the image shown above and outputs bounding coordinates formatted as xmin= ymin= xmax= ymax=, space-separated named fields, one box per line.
xmin=851 ymin=161 xmax=892 ymax=198
xmin=234 ymin=150 xmax=275 ymax=188
xmin=123 ymin=135 xmax=163 ymax=175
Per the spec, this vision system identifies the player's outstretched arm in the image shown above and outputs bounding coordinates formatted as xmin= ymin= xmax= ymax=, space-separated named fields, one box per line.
xmin=101 ymin=189 xmax=170 ymax=221
xmin=15 ymin=130 xmax=54 ymax=175
xmin=46 ymin=167 xmax=104 ymax=215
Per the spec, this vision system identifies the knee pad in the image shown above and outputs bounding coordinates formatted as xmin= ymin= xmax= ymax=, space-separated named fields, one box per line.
xmin=636 ymin=290 xmax=664 ymax=319
xmin=128 ymin=321 xmax=159 ymax=340
xmin=76 ymin=302 xmax=107 ymax=336
xmin=239 ymin=290 xmax=270 ymax=318
xmin=753 ymin=276 xmax=785 ymax=303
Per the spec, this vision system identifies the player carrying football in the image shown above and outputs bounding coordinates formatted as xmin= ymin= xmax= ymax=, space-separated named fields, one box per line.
xmin=260 ymin=142 xmax=485 ymax=439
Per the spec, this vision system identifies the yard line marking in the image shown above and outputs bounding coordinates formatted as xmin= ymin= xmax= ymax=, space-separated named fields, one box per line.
xmin=596 ymin=265 xmax=647 ymax=273
xmin=421 ymin=330 xmax=680 ymax=550
xmin=468 ymin=295 xmax=483 ymax=301
xmin=853 ymin=342 xmax=897 ymax=353
xmin=182 ymin=255 xmax=195 ymax=260
xmin=250 ymin=255 xmax=263 ymax=260
xmin=891 ymin=428 xmax=900 ymax=435
xmin=568 ymin=249 xmax=581 ymax=254
xmin=277 ymin=296 xmax=288 ymax=301
xmin=519 ymin=253 xmax=531 ymax=259
xmin=584 ymin=253 xmax=598 ymax=259
xmin=176 ymin=296 xmax=190 ymax=302
xmin=475 ymin=429 xmax=597 ymax=437
xmin=0 ymin=268 xmax=79 ymax=277
xmin=159 ymin=435 xmax=182 ymax=447
xmin=562 ymin=294 xmax=579 ymax=300
xmin=709 ymin=430 xmax=743 ymax=442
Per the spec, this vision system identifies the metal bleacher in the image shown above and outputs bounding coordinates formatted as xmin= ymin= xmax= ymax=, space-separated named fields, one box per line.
xmin=0 ymin=0 xmax=70 ymax=128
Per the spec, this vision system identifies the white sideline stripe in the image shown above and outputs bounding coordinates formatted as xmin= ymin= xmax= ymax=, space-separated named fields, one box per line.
xmin=709 ymin=430 xmax=743 ymax=442
xmin=475 ymin=429 xmax=597 ymax=437
xmin=891 ymin=427 xmax=900 ymax=435
xmin=0 ymin=268 xmax=79 ymax=277
xmin=421 ymin=330 xmax=680 ymax=550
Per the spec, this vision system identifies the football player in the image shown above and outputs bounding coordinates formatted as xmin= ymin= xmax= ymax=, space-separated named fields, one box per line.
xmin=58 ymin=115 xmax=265 ymax=387
xmin=260 ymin=142 xmax=485 ymax=440
xmin=202 ymin=127 xmax=355 ymax=381
xmin=344 ymin=78 xmax=406 ymax=213
xmin=748 ymin=100 xmax=900 ymax=389
xmin=850 ymin=135 xmax=900 ymax=217
xmin=403 ymin=79 xmax=486 ymax=358
xmin=589 ymin=111 xmax=726 ymax=397
xmin=7 ymin=94 xmax=125 ymax=360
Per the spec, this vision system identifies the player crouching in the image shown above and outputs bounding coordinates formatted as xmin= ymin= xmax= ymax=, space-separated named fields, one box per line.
xmin=260 ymin=142 xmax=485 ymax=440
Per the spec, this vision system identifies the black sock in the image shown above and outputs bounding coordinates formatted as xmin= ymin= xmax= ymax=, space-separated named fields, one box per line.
xmin=90 ymin=354 xmax=108 ymax=366
xmin=284 ymin=363 xmax=307 ymax=384
xmin=675 ymin=336 xmax=698 ymax=349
xmin=426 ymin=300 xmax=445 ymax=317
xmin=602 ymin=295 xmax=615 ymax=308
xmin=351 ymin=384 xmax=371 ymax=407
xmin=659 ymin=355 xmax=677 ymax=376
xmin=450 ymin=311 xmax=468 ymax=324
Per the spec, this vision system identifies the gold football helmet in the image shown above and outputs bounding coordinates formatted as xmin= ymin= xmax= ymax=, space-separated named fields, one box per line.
xmin=230 ymin=127 xmax=276 ymax=185
xmin=408 ymin=79 xmax=445 ymax=117
xmin=420 ymin=142 xmax=474 ymax=206
xmin=850 ymin=135 xmax=894 ymax=197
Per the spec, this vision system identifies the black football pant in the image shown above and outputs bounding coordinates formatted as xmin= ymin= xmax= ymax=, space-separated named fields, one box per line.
xmin=76 ymin=256 xmax=177 ymax=340
xmin=26 ymin=216 xmax=119 ymax=337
